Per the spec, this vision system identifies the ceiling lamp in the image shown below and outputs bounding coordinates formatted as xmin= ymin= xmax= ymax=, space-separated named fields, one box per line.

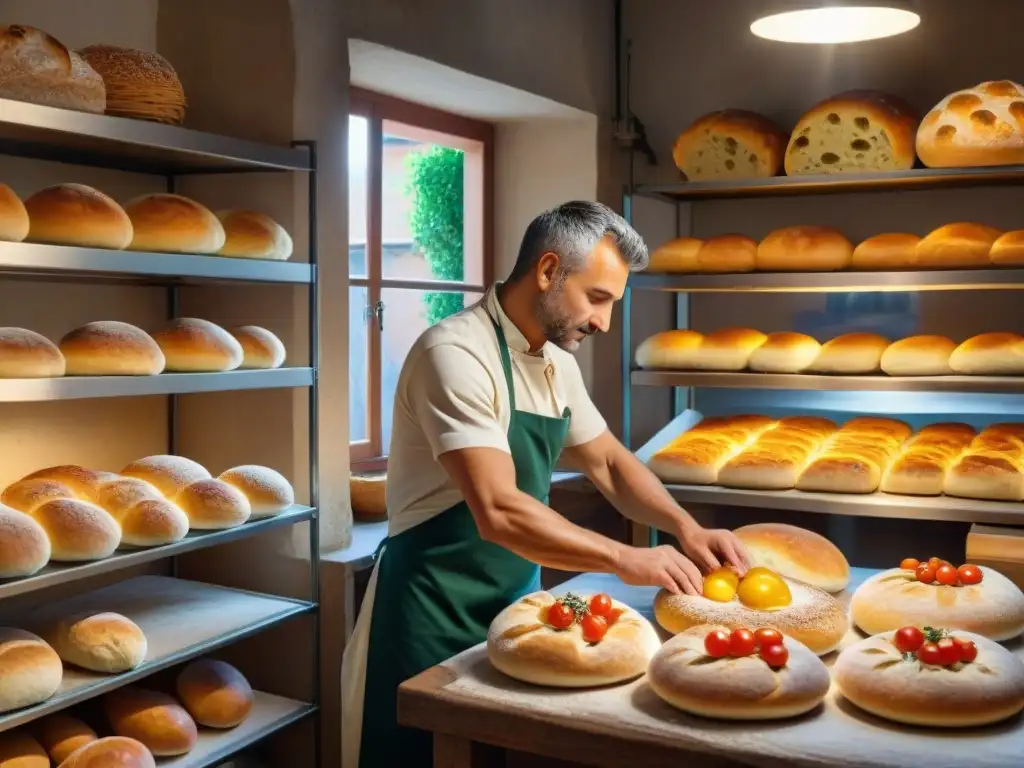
xmin=750 ymin=1 xmax=920 ymax=44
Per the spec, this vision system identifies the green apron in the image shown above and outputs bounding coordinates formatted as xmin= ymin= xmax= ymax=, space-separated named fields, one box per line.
xmin=358 ymin=315 xmax=571 ymax=767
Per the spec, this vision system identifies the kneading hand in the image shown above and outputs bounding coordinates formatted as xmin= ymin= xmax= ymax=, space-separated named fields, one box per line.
xmin=614 ymin=545 xmax=705 ymax=596
xmin=680 ymin=527 xmax=752 ymax=576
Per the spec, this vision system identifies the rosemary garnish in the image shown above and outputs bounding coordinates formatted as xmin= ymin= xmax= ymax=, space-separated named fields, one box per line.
xmin=558 ymin=592 xmax=589 ymax=623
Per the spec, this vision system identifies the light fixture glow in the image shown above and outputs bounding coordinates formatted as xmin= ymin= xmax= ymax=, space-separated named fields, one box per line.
xmin=751 ymin=6 xmax=920 ymax=44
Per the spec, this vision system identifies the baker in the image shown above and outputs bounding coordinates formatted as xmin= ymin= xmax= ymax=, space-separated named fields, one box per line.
xmin=341 ymin=200 xmax=751 ymax=767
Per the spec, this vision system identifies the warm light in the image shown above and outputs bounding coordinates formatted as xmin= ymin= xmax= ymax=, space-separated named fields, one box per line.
xmin=751 ymin=6 xmax=920 ymax=44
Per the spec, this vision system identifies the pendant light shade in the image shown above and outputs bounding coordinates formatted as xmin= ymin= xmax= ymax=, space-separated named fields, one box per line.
xmin=750 ymin=1 xmax=920 ymax=44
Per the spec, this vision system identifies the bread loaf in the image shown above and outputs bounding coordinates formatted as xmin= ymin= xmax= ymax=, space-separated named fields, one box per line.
xmin=176 ymin=659 xmax=254 ymax=728
xmin=689 ymin=327 xmax=767 ymax=371
xmin=634 ymin=330 xmax=703 ymax=370
xmin=44 ymin=611 xmax=147 ymax=673
xmin=0 ymin=183 xmax=29 ymax=243
xmin=25 ymin=184 xmax=133 ymax=250
xmin=19 ymin=465 xmax=117 ymax=503
xmin=0 ymin=628 xmax=62 ymax=713
xmin=807 ymin=332 xmax=890 ymax=374
xmin=646 ymin=415 xmax=777 ymax=485
xmin=785 ymin=90 xmax=919 ymax=175
xmin=733 ymin=523 xmax=850 ymax=593
xmin=59 ymin=321 xmax=165 ymax=376
xmin=646 ymin=237 xmax=702 ymax=273
xmin=105 ymin=687 xmax=197 ymax=756
xmin=152 ymin=318 xmax=243 ymax=372
xmin=915 ymin=222 xmax=1002 ymax=268
xmin=850 ymin=232 xmax=920 ymax=270
xmin=0 ymin=328 xmax=65 ymax=377
xmin=229 ymin=326 xmax=286 ymax=369
xmin=96 ymin=476 xmax=189 ymax=547
xmin=30 ymin=498 xmax=120 ymax=561
xmin=57 ymin=737 xmax=155 ymax=768
xmin=33 ymin=713 xmax=97 ymax=764
xmin=121 ymin=455 xmax=211 ymax=498
xmin=949 ymin=332 xmax=1024 ymax=375
xmin=717 ymin=416 xmax=837 ymax=490
xmin=124 ymin=194 xmax=225 ymax=254
xmin=796 ymin=416 xmax=910 ymax=494
xmin=944 ymin=425 xmax=1024 ymax=501
xmin=2 ymin=478 xmax=76 ymax=513
xmin=695 ymin=234 xmax=757 ymax=273
xmin=0 ymin=504 xmax=50 ymax=577
xmin=747 ymin=332 xmax=821 ymax=374
xmin=990 ymin=230 xmax=1024 ymax=265
xmin=350 ymin=474 xmax=387 ymax=521
xmin=671 ymin=109 xmax=787 ymax=181
xmin=755 ymin=226 xmax=853 ymax=272
xmin=218 ymin=465 xmax=294 ymax=518
xmin=216 ymin=210 xmax=293 ymax=260
xmin=0 ymin=731 xmax=48 ymax=768
xmin=174 ymin=478 xmax=251 ymax=529
xmin=880 ymin=335 xmax=956 ymax=376
xmin=77 ymin=45 xmax=185 ymax=125
xmin=880 ymin=422 xmax=976 ymax=496
xmin=0 ymin=25 xmax=105 ymax=113
xmin=917 ymin=80 xmax=1024 ymax=168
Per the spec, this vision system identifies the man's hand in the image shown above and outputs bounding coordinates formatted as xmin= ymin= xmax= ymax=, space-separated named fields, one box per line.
xmin=613 ymin=545 xmax=705 ymax=596
xmin=678 ymin=526 xmax=752 ymax=576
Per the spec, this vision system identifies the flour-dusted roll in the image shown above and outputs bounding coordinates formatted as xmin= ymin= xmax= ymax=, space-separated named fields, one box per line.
xmin=634 ymin=330 xmax=704 ymax=370
xmin=215 ymin=210 xmax=293 ymax=260
xmin=0 ymin=504 xmax=50 ymax=578
xmin=881 ymin=423 xmax=976 ymax=496
xmin=755 ymin=226 xmax=853 ymax=272
xmin=990 ymin=230 xmax=1024 ymax=266
xmin=174 ymin=479 xmax=251 ymax=530
xmin=807 ymin=332 xmax=890 ymax=374
xmin=917 ymin=80 xmax=1024 ymax=168
xmin=57 ymin=737 xmax=155 ymax=768
xmin=880 ymin=335 xmax=956 ymax=376
xmin=487 ymin=590 xmax=660 ymax=687
xmin=29 ymin=498 xmax=121 ymax=561
xmin=104 ymin=687 xmax=197 ymax=756
xmin=671 ymin=109 xmax=787 ymax=181
xmin=33 ymin=713 xmax=97 ymax=764
xmin=850 ymin=232 xmax=921 ymax=270
xmin=151 ymin=318 xmax=244 ymax=373
xmin=695 ymin=234 xmax=758 ymax=274
xmin=0 ymin=628 xmax=63 ymax=713
xmin=0 ymin=328 xmax=65 ymax=378
xmin=121 ymin=455 xmax=211 ymax=498
xmin=96 ymin=476 xmax=189 ymax=547
xmin=176 ymin=659 xmax=254 ymax=728
xmin=647 ymin=415 xmax=778 ymax=485
xmin=785 ymin=90 xmax=919 ymax=175
xmin=0 ymin=25 xmax=105 ymax=114
xmin=689 ymin=327 xmax=767 ymax=371
xmin=218 ymin=465 xmax=294 ymax=519
xmin=59 ymin=321 xmax=165 ymax=376
xmin=733 ymin=523 xmax=850 ymax=593
xmin=18 ymin=465 xmax=117 ymax=503
xmin=229 ymin=326 xmax=286 ymax=369
xmin=0 ymin=183 xmax=29 ymax=243
xmin=0 ymin=731 xmax=47 ymax=768
xmin=1 ymin=479 xmax=77 ymax=513
xmin=915 ymin=222 xmax=1002 ymax=268
xmin=747 ymin=332 xmax=821 ymax=374
xmin=949 ymin=332 xmax=1024 ymax=375
xmin=717 ymin=416 xmax=837 ymax=491
xmin=124 ymin=193 xmax=225 ymax=254
xmin=25 ymin=183 xmax=132 ymax=250
xmin=43 ymin=611 xmax=147 ymax=673
xmin=646 ymin=237 xmax=702 ymax=273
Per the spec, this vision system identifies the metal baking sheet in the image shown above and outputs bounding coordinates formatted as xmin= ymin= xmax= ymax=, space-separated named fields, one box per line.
xmin=632 ymin=370 xmax=1024 ymax=394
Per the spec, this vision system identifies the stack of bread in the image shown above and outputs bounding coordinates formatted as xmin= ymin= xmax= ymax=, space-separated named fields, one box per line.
xmin=0 ymin=25 xmax=106 ymax=114
xmin=78 ymin=45 xmax=186 ymax=125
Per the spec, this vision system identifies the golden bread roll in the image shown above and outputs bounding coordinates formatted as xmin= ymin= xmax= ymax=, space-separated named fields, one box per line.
xmin=695 ymin=234 xmax=758 ymax=273
xmin=25 ymin=184 xmax=132 ymax=250
xmin=1 ymin=478 xmax=76 ymax=513
xmin=33 ymin=713 xmax=97 ymax=764
xmin=0 ymin=25 xmax=105 ymax=114
xmin=646 ymin=237 xmax=702 ymax=273
xmin=634 ymin=330 xmax=704 ymax=370
xmin=59 ymin=321 xmax=164 ymax=376
xmin=215 ymin=210 xmax=293 ymax=260
xmin=57 ymin=736 xmax=155 ymax=768
xmin=124 ymin=193 xmax=225 ymax=254
xmin=689 ymin=327 xmax=767 ymax=371
xmin=717 ymin=416 xmax=837 ymax=491
xmin=350 ymin=474 xmax=387 ymax=521
xmin=990 ymin=230 xmax=1024 ymax=265
xmin=0 ymin=628 xmax=62 ymax=713
xmin=796 ymin=416 xmax=910 ymax=494
xmin=0 ymin=731 xmax=48 ymax=768
xmin=152 ymin=318 xmax=243 ymax=373
xmin=97 ymin=477 xmax=189 ymax=547
xmin=880 ymin=422 xmax=976 ymax=496
xmin=755 ymin=226 xmax=853 ymax=272
xmin=850 ymin=232 xmax=921 ymax=270
xmin=746 ymin=332 xmax=821 ymax=374
xmin=646 ymin=415 xmax=778 ymax=485
xmin=733 ymin=523 xmax=850 ymax=593
xmin=18 ymin=465 xmax=117 ymax=503
xmin=0 ymin=183 xmax=29 ymax=243
xmin=0 ymin=328 xmax=65 ymax=377
xmin=0 ymin=504 xmax=50 ymax=577
xmin=487 ymin=590 xmax=660 ymax=687
xmin=121 ymin=455 xmax=211 ymax=498
xmin=785 ymin=90 xmax=919 ymax=175
xmin=648 ymin=625 xmax=831 ymax=720
xmin=943 ymin=425 xmax=1024 ymax=501
xmin=43 ymin=611 xmax=147 ymax=673
xmin=672 ymin=109 xmax=787 ymax=181
xmin=174 ymin=478 xmax=251 ymax=530
xmin=29 ymin=498 xmax=121 ymax=561
xmin=915 ymin=222 xmax=1002 ymax=268
xmin=218 ymin=465 xmax=294 ymax=518
xmin=96 ymin=475 xmax=161 ymax=514
xmin=77 ymin=45 xmax=185 ymax=125
xmin=917 ymin=80 xmax=1024 ymax=168
xmin=880 ymin=335 xmax=955 ymax=376
xmin=229 ymin=325 xmax=286 ymax=369
xmin=104 ymin=687 xmax=197 ymax=756
xmin=949 ymin=332 xmax=1024 ymax=375
xmin=176 ymin=658 xmax=254 ymax=728
xmin=807 ymin=332 xmax=890 ymax=374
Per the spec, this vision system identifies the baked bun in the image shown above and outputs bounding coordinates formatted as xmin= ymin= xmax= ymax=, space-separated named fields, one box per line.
xmin=634 ymin=330 xmax=704 ymax=370
xmin=25 ymin=184 xmax=132 ymax=250
xmin=152 ymin=318 xmax=243 ymax=373
xmin=695 ymin=235 xmax=757 ymax=274
xmin=0 ymin=731 xmax=48 ymax=768
xmin=834 ymin=629 xmax=1024 ymax=727
xmin=949 ymin=332 xmax=1024 ymax=375
xmin=672 ymin=109 xmax=787 ymax=181
xmin=124 ymin=194 xmax=225 ymax=254
xmin=785 ymin=90 xmax=919 ymax=175
xmin=44 ymin=611 xmax=147 ymax=673
xmin=733 ymin=523 xmax=850 ymax=593
xmin=2 ymin=479 xmax=76 ymax=513
xmin=215 ymin=210 xmax=293 ymax=260
xmin=850 ymin=232 xmax=921 ymax=270
xmin=229 ymin=326 xmax=286 ymax=369
xmin=77 ymin=45 xmax=185 ymax=125
xmin=33 ymin=713 xmax=97 ymax=764
xmin=851 ymin=566 xmax=1024 ymax=641
xmin=0 ymin=504 xmax=50 ymax=577
xmin=57 ymin=737 xmax=155 ymax=768
xmin=59 ymin=321 xmax=164 ymax=376
xmin=350 ymin=474 xmax=387 ymax=521
xmin=486 ymin=590 xmax=660 ymax=687
xmin=807 ymin=332 xmax=890 ymax=374
xmin=647 ymin=414 xmax=777 ymax=485
xmin=646 ymin=237 xmax=702 ymax=273
xmin=916 ymin=222 xmax=1002 ymax=268
xmin=990 ymin=230 xmax=1024 ymax=265
xmin=174 ymin=479 xmax=251 ymax=530
xmin=943 ymin=425 xmax=1024 ymax=502
xmin=0 ymin=328 xmax=65 ymax=377
xmin=796 ymin=416 xmax=912 ymax=494
xmin=30 ymin=498 xmax=120 ymax=561
xmin=690 ymin=328 xmax=767 ymax=371
xmin=121 ymin=455 xmax=211 ymax=498
xmin=0 ymin=183 xmax=29 ymax=243
xmin=880 ymin=335 xmax=956 ymax=376
xmin=218 ymin=465 xmax=294 ymax=518
xmin=747 ymin=332 xmax=821 ymax=374
xmin=648 ymin=624 xmax=830 ymax=720
xmin=917 ymin=80 xmax=1024 ymax=168
xmin=0 ymin=25 xmax=105 ymax=114
xmin=19 ymin=465 xmax=117 ymax=503
xmin=0 ymin=628 xmax=63 ymax=713
xmin=104 ymin=687 xmax=197 ymax=756
xmin=755 ymin=226 xmax=853 ymax=272
xmin=176 ymin=658 xmax=254 ymax=728
xmin=96 ymin=476 xmax=189 ymax=547
xmin=881 ymin=422 xmax=977 ymax=496
xmin=717 ymin=416 xmax=837 ymax=491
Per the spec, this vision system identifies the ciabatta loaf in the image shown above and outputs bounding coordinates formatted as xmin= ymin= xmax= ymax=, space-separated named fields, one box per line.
xmin=880 ymin=422 xmax=975 ymax=496
xmin=796 ymin=417 xmax=910 ymax=494
xmin=718 ymin=416 xmax=837 ymax=490
xmin=672 ymin=109 xmax=787 ymax=181
xmin=647 ymin=415 xmax=777 ymax=485
xmin=917 ymin=80 xmax=1024 ymax=168
xmin=944 ymin=424 xmax=1024 ymax=501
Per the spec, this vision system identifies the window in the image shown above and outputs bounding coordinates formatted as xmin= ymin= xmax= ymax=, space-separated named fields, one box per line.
xmin=348 ymin=87 xmax=494 ymax=461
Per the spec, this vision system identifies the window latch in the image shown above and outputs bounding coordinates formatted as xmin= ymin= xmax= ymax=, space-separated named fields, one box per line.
xmin=368 ymin=300 xmax=385 ymax=332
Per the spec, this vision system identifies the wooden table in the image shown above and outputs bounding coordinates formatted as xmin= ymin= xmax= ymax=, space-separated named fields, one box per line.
xmin=399 ymin=571 xmax=1024 ymax=768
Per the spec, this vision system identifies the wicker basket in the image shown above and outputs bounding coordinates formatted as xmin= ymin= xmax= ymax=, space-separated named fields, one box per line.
xmin=350 ymin=473 xmax=387 ymax=521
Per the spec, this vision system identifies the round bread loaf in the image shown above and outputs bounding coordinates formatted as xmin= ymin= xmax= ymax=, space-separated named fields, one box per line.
xmin=33 ymin=713 xmax=97 ymax=764
xmin=949 ymin=332 xmax=1024 ymax=375
xmin=25 ymin=184 xmax=132 ymax=250
xmin=850 ymin=232 xmax=921 ymax=271
xmin=634 ymin=330 xmax=704 ymax=370
xmin=174 ymin=479 xmax=251 ymax=530
xmin=990 ymin=230 xmax=1024 ymax=266
xmin=218 ymin=465 xmax=294 ymax=518
xmin=19 ymin=465 xmax=117 ymax=503
xmin=124 ymin=194 xmax=225 ymax=254
xmin=215 ymin=210 xmax=293 ymax=260
xmin=121 ymin=455 xmax=211 ymax=498
xmin=152 ymin=318 xmax=243 ymax=373
xmin=733 ymin=523 xmax=850 ymax=593
xmin=0 ymin=183 xmax=29 ymax=243
xmin=29 ymin=499 xmax=120 ymax=561
xmin=808 ymin=332 xmax=890 ymax=374
xmin=0 ymin=328 xmax=65 ymax=377
xmin=0 ymin=25 xmax=106 ymax=114
xmin=834 ymin=629 xmax=1024 ymax=727
xmin=689 ymin=328 xmax=767 ymax=371
xmin=0 ymin=731 xmax=48 ymax=768
xmin=59 ymin=321 xmax=165 ymax=376
xmin=646 ymin=237 xmax=702 ymax=273
xmin=0 ymin=504 xmax=50 ymax=577
xmin=58 ymin=736 xmax=156 ymax=768
xmin=487 ymin=590 xmax=660 ymax=687
xmin=648 ymin=624 xmax=830 ymax=720
xmin=45 ymin=611 xmax=147 ymax=673
xmin=672 ymin=109 xmax=787 ymax=181
xmin=97 ymin=476 xmax=188 ymax=546
xmin=850 ymin=566 xmax=1024 ymax=641
xmin=756 ymin=226 xmax=853 ymax=272
xmin=96 ymin=476 xmax=161 ymax=515
xmin=104 ymin=687 xmax=197 ymax=756
xmin=654 ymin=579 xmax=847 ymax=656
xmin=2 ymin=478 xmax=77 ymax=513
xmin=350 ymin=474 xmax=387 ymax=521
xmin=880 ymin=335 xmax=956 ymax=376
xmin=917 ymin=80 xmax=1024 ymax=168
xmin=915 ymin=222 xmax=1002 ymax=268
xmin=0 ymin=628 xmax=62 ymax=713
xmin=176 ymin=658 xmax=254 ymax=728
xmin=695 ymin=234 xmax=757 ymax=273
xmin=747 ymin=332 xmax=821 ymax=374
xmin=229 ymin=326 xmax=286 ymax=369
xmin=78 ymin=45 xmax=185 ymax=125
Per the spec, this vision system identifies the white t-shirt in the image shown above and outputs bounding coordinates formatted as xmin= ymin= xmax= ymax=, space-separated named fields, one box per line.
xmin=384 ymin=284 xmax=607 ymax=536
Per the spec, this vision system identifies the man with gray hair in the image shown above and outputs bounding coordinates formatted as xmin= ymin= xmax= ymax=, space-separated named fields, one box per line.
xmin=342 ymin=200 xmax=751 ymax=768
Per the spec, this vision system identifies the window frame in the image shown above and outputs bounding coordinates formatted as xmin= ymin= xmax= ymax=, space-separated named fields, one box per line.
xmin=348 ymin=87 xmax=495 ymax=463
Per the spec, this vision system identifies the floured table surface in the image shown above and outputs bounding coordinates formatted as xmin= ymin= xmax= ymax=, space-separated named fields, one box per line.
xmin=399 ymin=570 xmax=1024 ymax=768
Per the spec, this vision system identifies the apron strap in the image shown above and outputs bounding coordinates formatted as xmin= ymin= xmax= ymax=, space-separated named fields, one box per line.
xmin=489 ymin=316 xmax=517 ymax=414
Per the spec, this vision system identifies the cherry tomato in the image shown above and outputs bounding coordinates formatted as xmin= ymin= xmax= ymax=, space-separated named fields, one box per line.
xmin=954 ymin=637 xmax=978 ymax=663
xmin=893 ymin=626 xmax=925 ymax=654
xmin=759 ymin=642 xmax=789 ymax=668
xmin=580 ymin=614 xmax=608 ymax=644
xmin=958 ymin=564 xmax=983 ymax=585
xmin=589 ymin=593 xmax=613 ymax=618
xmin=704 ymin=629 xmax=731 ymax=658
xmin=917 ymin=642 xmax=942 ymax=665
xmin=927 ymin=557 xmax=945 ymax=570
xmin=729 ymin=628 xmax=757 ymax=657
xmin=547 ymin=602 xmax=574 ymax=630
xmin=935 ymin=564 xmax=959 ymax=586
xmin=937 ymin=638 xmax=961 ymax=666
xmin=900 ymin=558 xmax=920 ymax=570
xmin=607 ymin=608 xmax=625 ymax=625
xmin=754 ymin=628 xmax=783 ymax=647
xmin=915 ymin=564 xmax=937 ymax=584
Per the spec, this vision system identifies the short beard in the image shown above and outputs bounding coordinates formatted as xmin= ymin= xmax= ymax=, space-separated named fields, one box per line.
xmin=533 ymin=274 xmax=580 ymax=352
